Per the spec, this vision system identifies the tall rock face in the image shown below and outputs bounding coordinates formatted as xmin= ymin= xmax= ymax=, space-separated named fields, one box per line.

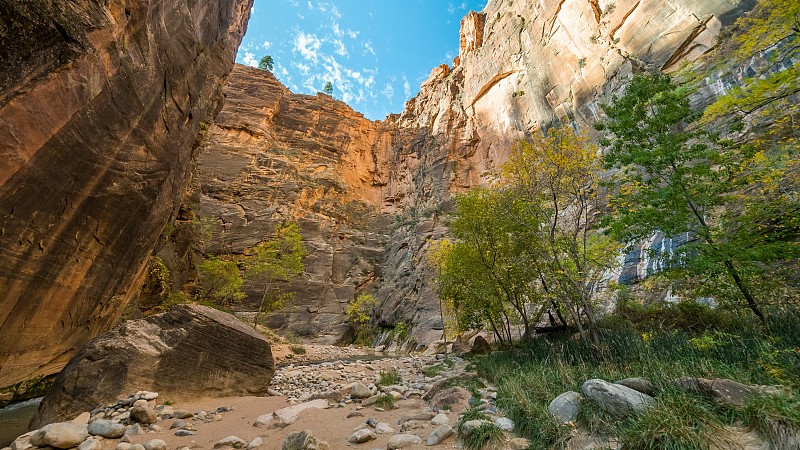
xmin=187 ymin=65 xmax=396 ymax=343
xmin=180 ymin=0 xmax=757 ymax=348
xmin=377 ymin=0 xmax=757 ymax=346
xmin=0 ymin=0 xmax=252 ymax=395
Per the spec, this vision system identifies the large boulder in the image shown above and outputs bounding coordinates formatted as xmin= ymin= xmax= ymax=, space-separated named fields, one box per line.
xmin=549 ymin=391 xmax=580 ymax=423
xmin=33 ymin=305 xmax=274 ymax=426
xmin=470 ymin=336 xmax=492 ymax=355
xmin=582 ymin=379 xmax=653 ymax=416
xmin=672 ymin=377 xmax=755 ymax=407
xmin=29 ymin=422 xmax=88 ymax=449
xmin=0 ymin=0 xmax=253 ymax=395
xmin=430 ymin=387 xmax=472 ymax=413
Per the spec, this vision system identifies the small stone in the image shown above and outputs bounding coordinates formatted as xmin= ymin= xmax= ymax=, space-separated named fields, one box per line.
xmin=426 ymin=425 xmax=454 ymax=446
xmin=348 ymin=428 xmax=375 ymax=443
xmin=430 ymin=413 xmax=449 ymax=426
xmin=130 ymin=405 xmax=158 ymax=424
xmin=126 ymin=423 xmax=143 ymax=436
xmin=116 ymin=444 xmax=132 ymax=450
xmin=174 ymin=430 xmax=196 ymax=436
xmin=142 ymin=392 xmax=158 ymax=400
xmin=172 ymin=410 xmax=194 ymax=419
xmin=88 ymin=419 xmax=126 ymax=438
xmin=351 ymin=383 xmax=372 ymax=399
xmin=214 ymin=436 xmax=248 ymax=448
xmin=148 ymin=424 xmax=162 ymax=432
xmin=129 ymin=445 xmax=145 ymax=450
xmin=30 ymin=422 xmax=89 ymax=449
xmin=143 ymin=439 xmax=167 ymax=450
xmin=387 ymin=434 xmax=423 ymax=449
xmin=71 ymin=412 xmax=91 ymax=425
xmin=247 ymin=437 xmax=263 ymax=449
xmin=346 ymin=411 xmax=364 ymax=418
xmin=374 ymin=423 xmax=394 ymax=434
xmin=281 ymin=429 xmax=330 ymax=450
xmin=170 ymin=419 xmax=186 ymax=429
xmin=132 ymin=399 xmax=149 ymax=408
xmin=495 ymin=417 xmax=514 ymax=431
xmin=78 ymin=438 xmax=102 ymax=450
xmin=459 ymin=420 xmax=491 ymax=437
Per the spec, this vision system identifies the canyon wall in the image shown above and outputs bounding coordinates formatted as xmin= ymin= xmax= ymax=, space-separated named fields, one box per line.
xmin=0 ymin=0 xmax=252 ymax=398
xmin=182 ymin=0 xmax=757 ymax=349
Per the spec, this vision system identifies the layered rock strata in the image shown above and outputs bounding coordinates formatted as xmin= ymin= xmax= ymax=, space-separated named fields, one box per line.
xmin=181 ymin=0 xmax=757 ymax=348
xmin=0 ymin=0 xmax=252 ymax=394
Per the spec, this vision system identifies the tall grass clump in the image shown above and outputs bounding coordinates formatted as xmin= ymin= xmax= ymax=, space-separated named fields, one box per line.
xmin=378 ymin=368 xmax=402 ymax=386
xmin=456 ymin=409 xmax=503 ymax=450
xmin=473 ymin=307 xmax=800 ymax=446
xmin=744 ymin=394 xmax=800 ymax=447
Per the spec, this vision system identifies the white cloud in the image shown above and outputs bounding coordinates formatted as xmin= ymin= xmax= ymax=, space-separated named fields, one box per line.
xmin=403 ymin=75 xmax=411 ymax=97
xmin=363 ymin=41 xmax=376 ymax=57
xmin=294 ymin=31 xmax=321 ymax=61
xmin=381 ymin=82 xmax=394 ymax=100
xmin=262 ymin=41 xmax=271 ymax=50
xmin=294 ymin=61 xmax=311 ymax=75
xmin=242 ymin=52 xmax=258 ymax=67
xmin=332 ymin=38 xmax=348 ymax=56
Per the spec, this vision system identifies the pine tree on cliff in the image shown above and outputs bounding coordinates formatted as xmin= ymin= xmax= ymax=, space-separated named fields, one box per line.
xmin=258 ymin=55 xmax=274 ymax=71
xmin=323 ymin=81 xmax=333 ymax=96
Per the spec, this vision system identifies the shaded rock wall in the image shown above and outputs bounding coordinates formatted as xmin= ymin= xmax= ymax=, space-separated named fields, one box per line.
xmin=0 ymin=0 xmax=252 ymax=392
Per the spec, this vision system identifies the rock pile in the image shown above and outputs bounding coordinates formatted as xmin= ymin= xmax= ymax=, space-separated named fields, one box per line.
xmin=6 ymin=391 xmax=239 ymax=450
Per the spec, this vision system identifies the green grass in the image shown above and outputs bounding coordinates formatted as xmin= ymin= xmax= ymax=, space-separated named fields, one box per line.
xmin=473 ymin=307 xmax=800 ymax=448
xmin=744 ymin=393 xmax=800 ymax=446
xmin=289 ymin=344 xmax=306 ymax=354
xmin=457 ymin=409 xmax=503 ymax=450
xmin=423 ymin=364 xmax=445 ymax=378
xmin=378 ymin=368 xmax=402 ymax=386
xmin=374 ymin=393 xmax=396 ymax=410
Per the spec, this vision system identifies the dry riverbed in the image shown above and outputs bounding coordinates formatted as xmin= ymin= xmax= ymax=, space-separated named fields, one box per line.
xmin=7 ymin=352 xmax=530 ymax=450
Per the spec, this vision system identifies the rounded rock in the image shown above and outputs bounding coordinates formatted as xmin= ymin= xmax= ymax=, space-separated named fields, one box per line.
xmin=30 ymin=422 xmax=89 ymax=449
xmin=88 ymin=419 xmax=126 ymax=438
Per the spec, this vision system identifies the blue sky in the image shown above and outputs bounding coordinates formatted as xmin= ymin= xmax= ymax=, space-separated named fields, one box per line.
xmin=235 ymin=0 xmax=488 ymax=121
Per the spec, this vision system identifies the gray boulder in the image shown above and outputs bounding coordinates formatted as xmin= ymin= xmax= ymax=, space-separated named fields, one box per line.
xmin=430 ymin=387 xmax=471 ymax=413
xmin=88 ymin=418 xmax=126 ymax=438
xmin=143 ymin=439 xmax=167 ymax=450
xmin=130 ymin=405 xmax=158 ymax=424
xmin=33 ymin=305 xmax=275 ymax=427
xmin=350 ymin=383 xmax=372 ymax=399
xmin=214 ymin=436 xmax=248 ymax=448
xmin=615 ymin=378 xmax=655 ymax=396
xmin=78 ymin=438 xmax=102 ymax=450
xmin=459 ymin=419 xmax=492 ymax=437
xmin=30 ymin=422 xmax=89 ymax=449
xmin=426 ymin=425 xmax=454 ymax=446
xmin=582 ymin=379 xmax=653 ymax=416
xmin=387 ymin=434 xmax=424 ymax=449
xmin=347 ymin=428 xmax=375 ymax=443
xmin=282 ymin=430 xmax=330 ymax=450
xmin=549 ymin=391 xmax=580 ymax=423
xmin=495 ymin=417 xmax=514 ymax=431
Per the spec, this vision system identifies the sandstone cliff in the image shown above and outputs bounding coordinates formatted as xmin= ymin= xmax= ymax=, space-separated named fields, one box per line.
xmin=0 ymin=0 xmax=253 ymax=399
xmin=168 ymin=0 xmax=760 ymax=349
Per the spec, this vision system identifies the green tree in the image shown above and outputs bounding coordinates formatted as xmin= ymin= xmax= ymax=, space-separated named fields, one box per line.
xmin=597 ymin=73 xmax=800 ymax=323
xmin=344 ymin=293 xmax=378 ymax=326
xmin=196 ymin=256 xmax=245 ymax=307
xmin=501 ymin=124 xmax=618 ymax=350
xmin=258 ymin=55 xmax=274 ymax=71
xmin=245 ymin=223 xmax=306 ymax=325
xmin=322 ymin=81 xmax=333 ymax=95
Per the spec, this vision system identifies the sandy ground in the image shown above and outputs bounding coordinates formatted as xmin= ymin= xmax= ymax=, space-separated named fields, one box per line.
xmin=112 ymin=357 xmax=459 ymax=450
xmin=120 ymin=396 xmax=453 ymax=450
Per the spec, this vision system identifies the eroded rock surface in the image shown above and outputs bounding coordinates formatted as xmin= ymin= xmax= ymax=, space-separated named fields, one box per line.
xmin=0 ymin=0 xmax=253 ymax=394
xmin=32 ymin=305 xmax=273 ymax=427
